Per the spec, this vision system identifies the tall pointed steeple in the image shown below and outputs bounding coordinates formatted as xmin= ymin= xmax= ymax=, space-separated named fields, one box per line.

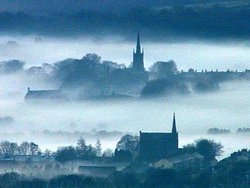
xmin=172 ymin=113 xmax=177 ymax=133
xmin=133 ymin=31 xmax=144 ymax=71
xmin=136 ymin=31 xmax=141 ymax=53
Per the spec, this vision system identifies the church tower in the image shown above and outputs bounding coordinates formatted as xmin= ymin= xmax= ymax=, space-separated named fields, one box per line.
xmin=171 ymin=113 xmax=179 ymax=150
xmin=172 ymin=113 xmax=177 ymax=134
xmin=133 ymin=32 xmax=144 ymax=71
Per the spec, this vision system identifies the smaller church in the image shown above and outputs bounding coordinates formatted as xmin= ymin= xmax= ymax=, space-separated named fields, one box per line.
xmin=139 ymin=113 xmax=179 ymax=161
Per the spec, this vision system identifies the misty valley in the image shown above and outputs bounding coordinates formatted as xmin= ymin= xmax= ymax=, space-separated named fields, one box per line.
xmin=0 ymin=34 xmax=249 ymax=187
xmin=1 ymin=1 xmax=250 ymax=187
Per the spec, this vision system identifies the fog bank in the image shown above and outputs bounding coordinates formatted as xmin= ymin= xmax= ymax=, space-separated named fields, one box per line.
xmin=1 ymin=36 xmax=250 ymax=71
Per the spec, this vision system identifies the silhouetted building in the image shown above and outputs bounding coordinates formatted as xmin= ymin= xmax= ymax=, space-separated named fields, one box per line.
xmin=139 ymin=113 xmax=179 ymax=161
xmin=25 ymin=87 xmax=64 ymax=100
xmin=109 ymin=32 xmax=148 ymax=91
xmin=133 ymin=32 xmax=144 ymax=71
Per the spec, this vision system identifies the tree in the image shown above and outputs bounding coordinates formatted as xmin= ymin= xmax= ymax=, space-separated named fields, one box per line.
xmin=149 ymin=60 xmax=178 ymax=79
xmin=102 ymin=61 xmax=125 ymax=70
xmin=54 ymin=53 xmax=102 ymax=89
xmin=0 ymin=141 xmax=11 ymax=156
xmin=55 ymin=146 xmax=77 ymax=163
xmin=19 ymin=142 xmax=30 ymax=155
xmin=0 ymin=60 xmax=25 ymax=74
xmin=194 ymin=80 xmax=219 ymax=92
xmin=184 ymin=139 xmax=223 ymax=166
xmin=84 ymin=145 xmax=97 ymax=159
xmin=95 ymin=139 xmax=102 ymax=157
xmin=0 ymin=141 xmax=19 ymax=156
xmin=196 ymin=139 xmax=223 ymax=161
xmin=76 ymin=138 xmax=86 ymax=157
xmin=141 ymin=78 xmax=188 ymax=97
xmin=116 ymin=134 xmax=139 ymax=153
xmin=81 ymin=53 xmax=101 ymax=64
xmin=9 ymin=143 xmax=18 ymax=156
xmin=30 ymin=142 xmax=40 ymax=156
xmin=115 ymin=134 xmax=139 ymax=161
xmin=183 ymin=143 xmax=196 ymax=153
xmin=103 ymin=149 xmax=113 ymax=157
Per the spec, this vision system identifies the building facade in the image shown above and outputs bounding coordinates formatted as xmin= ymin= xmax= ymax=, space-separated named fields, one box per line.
xmin=139 ymin=113 xmax=179 ymax=161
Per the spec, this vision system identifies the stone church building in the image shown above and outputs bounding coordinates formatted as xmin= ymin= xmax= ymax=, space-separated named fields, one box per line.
xmin=139 ymin=113 xmax=179 ymax=161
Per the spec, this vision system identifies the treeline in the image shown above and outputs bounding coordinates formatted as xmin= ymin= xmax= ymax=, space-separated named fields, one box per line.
xmin=0 ymin=0 xmax=235 ymax=15
xmin=0 ymin=141 xmax=41 ymax=156
xmin=55 ymin=138 xmax=103 ymax=162
xmin=32 ymin=129 xmax=124 ymax=138
xmin=0 ymin=134 xmax=138 ymax=162
xmin=56 ymin=136 xmax=224 ymax=166
xmin=55 ymin=134 xmax=139 ymax=162
xmin=207 ymin=127 xmax=250 ymax=134
xmin=1 ymin=3 xmax=250 ymax=39
xmin=1 ymin=137 xmax=248 ymax=188
xmin=2 ymin=53 xmax=245 ymax=99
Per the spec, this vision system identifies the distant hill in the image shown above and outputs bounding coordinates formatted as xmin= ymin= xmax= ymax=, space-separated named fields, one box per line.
xmin=1 ymin=0 xmax=250 ymax=40
xmin=0 ymin=0 xmax=247 ymax=15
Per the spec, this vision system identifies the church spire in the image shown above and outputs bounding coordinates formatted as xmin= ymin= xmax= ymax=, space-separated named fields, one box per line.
xmin=172 ymin=113 xmax=177 ymax=133
xmin=136 ymin=31 xmax=141 ymax=53
xmin=133 ymin=31 xmax=144 ymax=71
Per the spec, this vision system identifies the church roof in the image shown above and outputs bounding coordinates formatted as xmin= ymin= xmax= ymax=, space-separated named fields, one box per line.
xmin=25 ymin=88 xmax=64 ymax=100
xmin=139 ymin=132 xmax=176 ymax=145
xmin=140 ymin=132 xmax=173 ymax=136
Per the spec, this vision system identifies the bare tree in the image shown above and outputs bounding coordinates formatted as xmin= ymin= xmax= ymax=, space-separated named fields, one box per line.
xmin=9 ymin=142 xmax=18 ymax=156
xmin=30 ymin=142 xmax=40 ymax=155
xmin=0 ymin=141 xmax=11 ymax=155
xmin=19 ymin=141 xmax=30 ymax=155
